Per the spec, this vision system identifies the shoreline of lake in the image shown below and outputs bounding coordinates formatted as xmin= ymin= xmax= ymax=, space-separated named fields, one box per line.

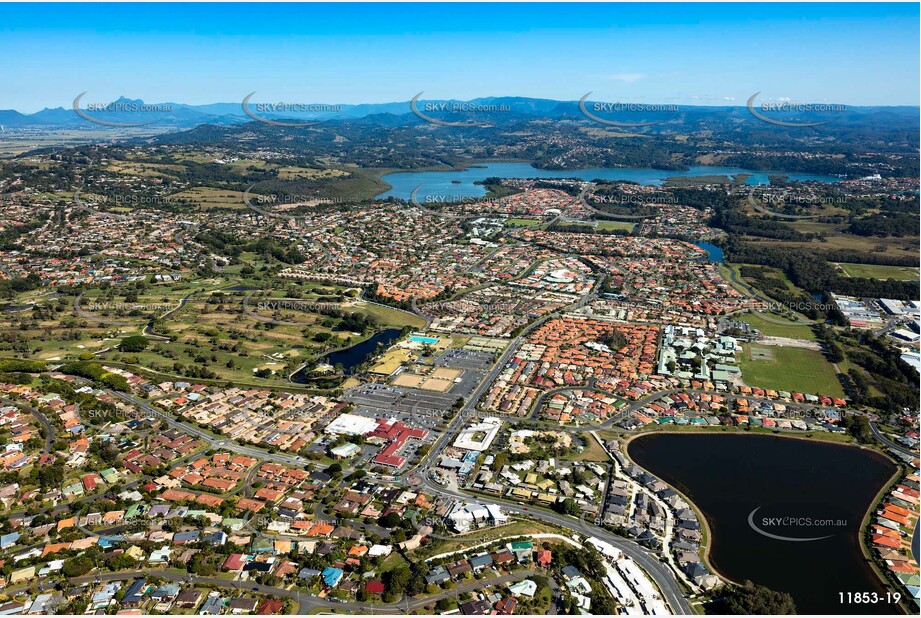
xmin=376 ymin=162 xmax=840 ymax=200
xmin=291 ymin=327 xmax=402 ymax=383
xmin=624 ymin=431 xmax=900 ymax=614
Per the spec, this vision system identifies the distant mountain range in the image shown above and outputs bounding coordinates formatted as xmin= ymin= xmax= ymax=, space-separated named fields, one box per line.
xmin=2 ymin=95 xmax=917 ymax=131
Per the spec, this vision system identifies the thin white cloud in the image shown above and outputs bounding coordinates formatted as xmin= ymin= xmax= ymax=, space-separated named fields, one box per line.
xmin=603 ymin=73 xmax=646 ymax=83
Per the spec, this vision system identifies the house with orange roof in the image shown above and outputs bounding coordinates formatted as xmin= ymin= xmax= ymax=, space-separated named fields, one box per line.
xmin=872 ymin=534 xmax=901 ymax=549
xmin=102 ymin=510 xmax=125 ymax=523
xmin=236 ymin=498 xmax=265 ymax=512
xmin=195 ymin=493 xmax=223 ymax=507
xmin=70 ymin=537 xmax=98 ymax=550
xmin=255 ymin=488 xmax=284 ymax=502
xmin=883 ymin=503 xmax=910 ymax=517
xmin=307 ymin=522 xmax=334 ymax=537
xmin=878 ymin=510 xmax=908 ymax=526
xmin=202 ymin=477 xmax=236 ymax=492
xmin=42 ymin=542 xmax=70 ymax=557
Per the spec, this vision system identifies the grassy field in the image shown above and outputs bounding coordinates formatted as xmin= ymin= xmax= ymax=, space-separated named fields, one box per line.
xmin=737 ymin=311 xmax=816 ymax=340
xmin=578 ymin=126 xmax=648 ymax=139
xmin=595 ymin=220 xmax=635 ymax=232
xmin=0 ymin=127 xmax=164 ymax=156
xmin=106 ymin=161 xmax=186 ymax=178
xmin=277 ymin=166 xmax=350 ymax=180
xmin=664 ymin=175 xmax=733 ymax=187
xmin=739 ymin=344 xmax=844 ymax=397
xmin=561 ymin=432 xmax=610 ymax=462
xmin=746 ymin=235 xmax=919 ymax=260
xmin=732 ymin=263 xmax=800 ymax=296
xmin=412 ymin=519 xmax=562 ymax=559
xmin=168 ymin=187 xmax=251 ymax=209
xmin=836 ymin=262 xmax=920 ymax=280
xmin=0 ymin=272 xmax=421 ymax=387
xmin=379 ymin=552 xmax=409 ymax=573
xmin=350 ymin=301 xmax=426 ymax=328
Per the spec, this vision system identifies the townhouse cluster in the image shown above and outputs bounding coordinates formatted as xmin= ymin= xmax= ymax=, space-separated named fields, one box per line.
xmin=509 ymin=256 xmax=596 ymax=296
xmin=0 ymin=392 xmax=40 ymax=471
xmin=513 ymin=229 xmax=703 ymax=259
xmin=619 ymin=386 xmax=850 ymax=431
xmin=633 ymin=204 xmax=721 ymax=241
xmin=540 ymin=388 xmax=627 ymax=424
xmin=425 ymin=283 xmax=571 ymax=338
xmin=18 ymin=206 xmax=199 ymax=270
xmin=472 ymin=244 xmax=554 ymax=282
xmin=484 ymin=318 xmax=658 ymax=417
xmin=166 ymin=386 xmax=340 ymax=453
xmin=470 ymin=440 xmax=610 ymax=518
xmin=610 ymin=445 xmax=721 ymax=591
xmin=586 ymin=254 xmax=744 ymax=316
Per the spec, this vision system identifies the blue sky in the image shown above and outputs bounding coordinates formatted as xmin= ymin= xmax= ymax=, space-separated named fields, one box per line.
xmin=1 ymin=3 xmax=918 ymax=112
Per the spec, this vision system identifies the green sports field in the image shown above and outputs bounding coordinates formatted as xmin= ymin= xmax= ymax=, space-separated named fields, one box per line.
xmin=739 ymin=344 xmax=844 ymax=397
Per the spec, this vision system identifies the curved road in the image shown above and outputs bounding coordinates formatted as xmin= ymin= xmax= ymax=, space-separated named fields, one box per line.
xmin=0 ymin=395 xmax=55 ymax=453
xmin=868 ymin=421 xmax=915 ymax=457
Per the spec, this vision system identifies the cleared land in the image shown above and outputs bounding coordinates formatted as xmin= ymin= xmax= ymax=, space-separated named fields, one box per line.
xmin=747 ymin=235 xmax=919 ymax=260
xmin=169 ymin=187 xmax=250 ymax=209
xmin=836 ymin=262 xmax=920 ymax=280
xmin=595 ymin=220 xmax=636 ymax=232
xmin=738 ymin=311 xmax=817 ymax=340
xmin=277 ymin=166 xmax=350 ymax=180
xmin=739 ymin=344 xmax=844 ymax=397
xmin=560 ymin=433 xmax=610 ymax=463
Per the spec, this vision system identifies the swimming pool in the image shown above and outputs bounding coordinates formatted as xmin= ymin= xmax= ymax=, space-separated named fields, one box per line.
xmin=409 ymin=335 xmax=440 ymax=344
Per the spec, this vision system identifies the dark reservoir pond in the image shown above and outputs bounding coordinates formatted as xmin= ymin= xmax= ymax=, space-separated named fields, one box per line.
xmin=292 ymin=328 xmax=402 ymax=382
xmin=627 ymin=433 xmax=899 ymax=614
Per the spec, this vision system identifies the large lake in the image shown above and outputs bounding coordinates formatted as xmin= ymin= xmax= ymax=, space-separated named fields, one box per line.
xmin=376 ymin=162 xmax=840 ymax=200
xmin=627 ymin=433 xmax=899 ymax=615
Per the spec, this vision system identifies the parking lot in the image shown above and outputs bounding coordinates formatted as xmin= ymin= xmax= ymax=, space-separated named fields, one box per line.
xmin=349 ymin=405 xmax=443 ymax=431
xmin=435 ymin=348 xmax=495 ymax=371
xmin=345 ymin=383 xmax=460 ymax=418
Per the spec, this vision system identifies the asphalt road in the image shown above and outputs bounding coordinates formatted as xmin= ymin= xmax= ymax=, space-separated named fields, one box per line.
xmin=869 ymin=420 xmax=915 ymax=456
xmin=416 ymin=474 xmax=692 ymax=615
xmin=1 ymin=395 xmax=55 ymax=453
